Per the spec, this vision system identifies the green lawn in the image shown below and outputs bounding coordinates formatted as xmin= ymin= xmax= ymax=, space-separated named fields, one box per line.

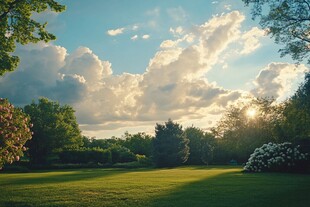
xmin=1 ymin=166 xmax=310 ymax=207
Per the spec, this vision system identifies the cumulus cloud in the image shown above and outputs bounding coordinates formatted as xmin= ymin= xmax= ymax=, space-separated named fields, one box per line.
xmin=160 ymin=39 xmax=181 ymax=48
xmin=240 ymin=27 xmax=266 ymax=54
xmin=107 ymin=27 xmax=125 ymax=36
xmin=2 ymin=11 xmax=304 ymax=137
xmin=197 ymin=11 xmax=245 ymax=67
xmin=170 ymin=26 xmax=184 ymax=37
xmin=251 ymin=63 xmax=308 ymax=100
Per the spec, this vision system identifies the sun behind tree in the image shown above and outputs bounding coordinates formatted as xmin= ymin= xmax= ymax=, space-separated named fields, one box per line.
xmin=246 ymin=108 xmax=257 ymax=119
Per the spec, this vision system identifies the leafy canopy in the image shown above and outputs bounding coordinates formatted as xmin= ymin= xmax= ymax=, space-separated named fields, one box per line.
xmin=0 ymin=0 xmax=65 ymax=76
xmin=243 ymin=0 xmax=310 ymax=64
xmin=24 ymin=98 xmax=82 ymax=164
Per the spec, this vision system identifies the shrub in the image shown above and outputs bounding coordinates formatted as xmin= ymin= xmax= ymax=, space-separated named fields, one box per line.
xmin=59 ymin=148 xmax=111 ymax=164
xmin=136 ymin=154 xmax=153 ymax=166
xmin=109 ymin=145 xmax=137 ymax=163
xmin=0 ymin=98 xmax=32 ymax=169
xmin=244 ymin=142 xmax=309 ymax=173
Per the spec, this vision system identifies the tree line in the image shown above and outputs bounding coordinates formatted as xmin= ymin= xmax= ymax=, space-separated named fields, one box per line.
xmin=1 ymin=72 xmax=310 ymax=169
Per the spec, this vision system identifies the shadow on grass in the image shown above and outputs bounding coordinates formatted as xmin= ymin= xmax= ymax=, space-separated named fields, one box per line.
xmin=0 ymin=168 xmax=154 ymax=187
xmin=149 ymin=170 xmax=310 ymax=207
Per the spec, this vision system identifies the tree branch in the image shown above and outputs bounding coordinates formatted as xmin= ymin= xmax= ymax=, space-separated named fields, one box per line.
xmin=0 ymin=0 xmax=23 ymax=21
xmin=302 ymin=0 xmax=310 ymax=11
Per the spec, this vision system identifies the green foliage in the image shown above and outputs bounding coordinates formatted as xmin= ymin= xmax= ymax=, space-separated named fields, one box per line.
xmin=59 ymin=148 xmax=111 ymax=164
xmin=123 ymin=132 xmax=153 ymax=157
xmin=0 ymin=98 xmax=32 ymax=169
xmin=185 ymin=127 xmax=215 ymax=165
xmin=82 ymin=136 xmax=122 ymax=149
xmin=282 ymin=72 xmax=310 ymax=142
xmin=0 ymin=0 xmax=65 ymax=76
xmin=153 ymin=119 xmax=189 ymax=167
xmin=242 ymin=0 xmax=310 ymax=64
xmin=24 ymin=98 xmax=83 ymax=165
xmin=109 ymin=145 xmax=137 ymax=163
xmin=185 ymin=127 xmax=204 ymax=164
xmin=201 ymin=132 xmax=215 ymax=165
xmin=136 ymin=154 xmax=153 ymax=166
xmin=212 ymin=98 xmax=284 ymax=163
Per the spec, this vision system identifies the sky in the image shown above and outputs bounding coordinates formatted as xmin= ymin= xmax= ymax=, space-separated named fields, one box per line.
xmin=0 ymin=0 xmax=308 ymax=138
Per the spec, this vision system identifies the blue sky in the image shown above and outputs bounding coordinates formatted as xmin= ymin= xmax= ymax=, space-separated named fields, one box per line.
xmin=54 ymin=0 xmax=262 ymax=75
xmin=0 ymin=0 xmax=308 ymax=138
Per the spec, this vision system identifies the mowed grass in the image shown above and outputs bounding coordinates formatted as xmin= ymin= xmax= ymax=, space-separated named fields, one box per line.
xmin=1 ymin=166 xmax=310 ymax=207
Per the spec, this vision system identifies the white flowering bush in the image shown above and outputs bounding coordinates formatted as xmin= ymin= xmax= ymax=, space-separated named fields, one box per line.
xmin=244 ymin=142 xmax=308 ymax=173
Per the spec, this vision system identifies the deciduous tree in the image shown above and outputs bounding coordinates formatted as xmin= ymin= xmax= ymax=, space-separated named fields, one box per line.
xmin=0 ymin=0 xmax=65 ymax=75
xmin=24 ymin=98 xmax=82 ymax=164
xmin=243 ymin=0 xmax=310 ymax=64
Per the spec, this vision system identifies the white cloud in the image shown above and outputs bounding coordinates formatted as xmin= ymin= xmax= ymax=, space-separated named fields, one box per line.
xmin=240 ymin=27 xmax=266 ymax=54
xmin=142 ymin=34 xmax=150 ymax=39
xmin=132 ymin=25 xmax=139 ymax=30
xmin=170 ymin=26 xmax=184 ymax=36
xmin=160 ymin=40 xmax=180 ymax=48
xmin=251 ymin=63 xmax=308 ymax=100
xmin=131 ymin=35 xmax=138 ymax=41
xmin=167 ymin=6 xmax=188 ymax=22
xmin=197 ymin=11 xmax=245 ymax=67
xmin=224 ymin=4 xmax=232 ymax=11
xmin=107 ymin=27 xmax=125 ymax=36
xmin=2 ymin=11 xmax=305 ymax=137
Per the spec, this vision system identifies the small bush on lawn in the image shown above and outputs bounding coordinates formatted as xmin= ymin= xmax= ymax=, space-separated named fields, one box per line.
xmin=244 ymin=142 xmax=309 ymax=173
xmin=109 ymin=145 xmax=137 ymax=163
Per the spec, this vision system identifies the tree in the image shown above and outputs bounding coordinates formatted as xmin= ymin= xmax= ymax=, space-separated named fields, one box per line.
xmin=0 ymin=98 xmax=32 ymax=169
xmin=184 ymin=127 xmax=204 ymax=165
xmin=185 ymin=127 xmax=215 ymax=165
xmin=212 ymin=98 xmax=284 ymax=162
xmin=123 ymin=132 xmax=153 ymax=157
xmin=0 ymin=0 xmax=65 ymax=75
xmin=242 ymin=0 xmax=310 ymax=64
xmin=282 ymin=72 xmax=310 ymax=143
xmin=24 ymin=98 xmax=82 ymax=165
xmin=153 ymin=119 xmax=189 ymax=167
xmin=201 ymin=132 xmax=215 ymax=165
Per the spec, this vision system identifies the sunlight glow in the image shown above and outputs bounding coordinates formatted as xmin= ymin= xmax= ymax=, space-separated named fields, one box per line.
xmin=246 ymin=108 xmax=256 ymax=118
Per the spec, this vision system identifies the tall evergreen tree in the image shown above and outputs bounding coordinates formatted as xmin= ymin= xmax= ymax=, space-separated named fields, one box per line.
xmin=153 ymin=119 xmax=189 ymax=167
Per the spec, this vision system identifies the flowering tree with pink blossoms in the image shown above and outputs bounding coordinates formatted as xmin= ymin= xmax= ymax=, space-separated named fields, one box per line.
xmin=0 ymin=98 xmax=32 ymax=169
